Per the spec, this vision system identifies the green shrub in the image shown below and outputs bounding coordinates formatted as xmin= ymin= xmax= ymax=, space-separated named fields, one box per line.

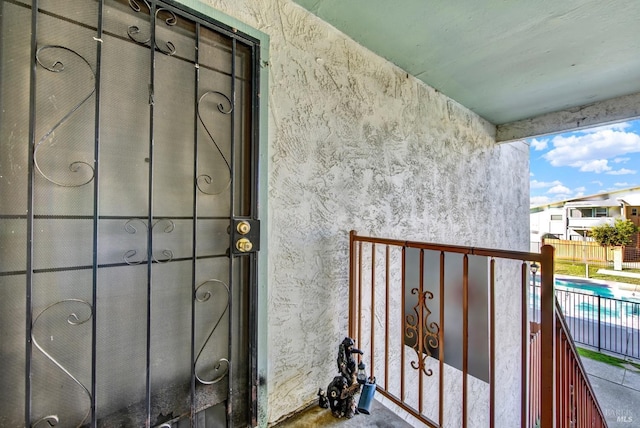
xmin=590 ymin=218 xmax=638 ymax=247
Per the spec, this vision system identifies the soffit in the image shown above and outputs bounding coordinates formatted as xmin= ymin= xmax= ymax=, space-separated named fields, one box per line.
xmin=293 ymin=0 xmax=640 ymax=132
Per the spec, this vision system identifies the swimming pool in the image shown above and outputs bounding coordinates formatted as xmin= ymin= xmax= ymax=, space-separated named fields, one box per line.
xmin=533 ymin=276 xmax=640 ymax=302
xmin=555 ymin=278 xmax=617 ymax=299
xmin=532 ymin=276 xmax=640 ymax=324
xmin=533 ymin=276 xmax=640 ymax=359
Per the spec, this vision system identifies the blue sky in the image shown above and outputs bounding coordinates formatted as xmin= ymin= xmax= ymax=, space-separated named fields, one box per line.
xmin=529 ymin=119 xmax=640 ymax=207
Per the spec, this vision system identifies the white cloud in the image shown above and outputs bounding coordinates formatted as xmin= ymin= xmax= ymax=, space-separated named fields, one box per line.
xmin=530 ymin=172 xmax=534 ymax=176
xmin=613 ymin=157 xmax=630 ymax=163
xmin=531 ymin=179 xmax=562 ymax=189
xmin=615 ymin=182 xmax=631 ymax=187
xmin=548 ymin=184 xmax=571 ymax=194
xmin=530 ymin=195 xmax=551 ymax=206
xmin=530 ymin=138 xmax=549 ymax=151
xmin=577 ymin=159 xmax=611 ymax=173
xmin=543 ymin=129 xmax=640 ymax=171
xmin=606 ymin=168 xmax=637 ymax=175
xmin=591 ymin=180 xmax=604 ymax=187
xmin=574 ymin=186 xmax=586 ymax=193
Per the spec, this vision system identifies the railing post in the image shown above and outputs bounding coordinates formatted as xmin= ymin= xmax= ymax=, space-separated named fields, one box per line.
xmin=349 ymin=230 xmax=357 ymax=339
xmin=597 ymin=295 xmax=601 ymax=352
xmin=540 ymin=245 xmax=555 ymax=428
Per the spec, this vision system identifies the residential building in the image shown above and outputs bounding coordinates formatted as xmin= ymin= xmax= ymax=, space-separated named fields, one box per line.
xmin=531 ymin=187 xmax=640 ymax=246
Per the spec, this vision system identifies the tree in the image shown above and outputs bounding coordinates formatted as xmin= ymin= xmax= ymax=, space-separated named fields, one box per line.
xmin=590 ymin=218 xmax=638 ymax=248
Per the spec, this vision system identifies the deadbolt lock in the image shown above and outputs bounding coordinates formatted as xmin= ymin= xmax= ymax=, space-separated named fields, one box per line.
xmin=237 ymin=221 xmax=251 ymax=235
xmin=236 ymin=238 xmax=253 ymax=252
xmin=231 ymin=218 xmax=260 ymax=255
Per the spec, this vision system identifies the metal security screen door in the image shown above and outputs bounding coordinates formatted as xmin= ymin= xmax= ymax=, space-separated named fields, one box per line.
xmin=0 ymin=0 xmax=261 ymax=426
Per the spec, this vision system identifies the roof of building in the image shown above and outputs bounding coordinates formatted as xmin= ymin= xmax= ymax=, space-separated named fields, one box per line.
xmin=618 ymin=194 xmax=640 ymax=206
xmin=565 ymin=198 xmax=623 ymax=208
xmin=530 ymin=186 xmax=640 ymax=212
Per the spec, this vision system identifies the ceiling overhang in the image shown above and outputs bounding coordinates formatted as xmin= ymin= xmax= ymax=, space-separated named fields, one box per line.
xmin=293 ymin=0 xmax=640 ymax=141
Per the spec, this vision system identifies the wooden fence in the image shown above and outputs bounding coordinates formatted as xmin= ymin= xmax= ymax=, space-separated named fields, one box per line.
xmin=542 ymin=239 xmax=612 ymax=263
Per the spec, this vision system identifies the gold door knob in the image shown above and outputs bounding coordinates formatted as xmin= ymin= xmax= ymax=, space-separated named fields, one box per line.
xmin=237 ymin=221 xmax=251 ymax=235
xmin=236 ymin=238 xmax=253 ymax=252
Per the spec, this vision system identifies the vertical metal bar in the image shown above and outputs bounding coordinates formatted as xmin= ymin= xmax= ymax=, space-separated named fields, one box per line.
xmin=557 ymin=331 xmax=562 ymax=426
xmin=598 ymin=296 xmax=602 ymax=352
xmin=91 ymin=2 xmax=104 ymax=425
xmin=540 ymin=245 xmax=555 ymax=428
xmin=521 ymin=262 xmax=528 ymax=428
xmin=462 ymin=254 xmax=469 ymax=428
xmin=597 ymin=295 xmax=601 ymax=351
xmin=190 ymin=21 xmax=201 ymax=426
xmin=489 ymin=258 xmax=495 ymax=428
xmin=249 ymin=38 xmax=260 ymax=428
xmin=555 ymin=327 xmax=560 ymax=426
xmin=145 ymin=3 xmax=157 ymax=426
xmin=357 ymin=241 xmax=363 ymax=346
xmin=370 ymin=243 xmax=375 ymax=379
xmin=384 ymin=245 xmax=390 ymax=390
xmin=418 ymin=249 xmax=424 ymax=414
xmin=25 ymin=0 xmax=39 ymax=424
xmin=229 ymin=36 xmax=236 ymax=216
xmin=349 ymin=231 xmax=357 ymax=339
xmin=226 ymin=36 xmax=237 ymax=428
xmin=438 ymin=251 xmax=445 ymax=427
xmin=401 ymin=246 xmax=406 ymax=401
xmin=250 ymin=40 xmax=260 ymax=222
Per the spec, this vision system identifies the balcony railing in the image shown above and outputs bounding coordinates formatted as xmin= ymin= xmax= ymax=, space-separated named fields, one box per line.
xmin=348 ymin=231 xmax=607 ymax=427
xmin=537 ymin=285 xmax=640 ymax=359
xmin=567 ymin=216 xmax=613 ymax=230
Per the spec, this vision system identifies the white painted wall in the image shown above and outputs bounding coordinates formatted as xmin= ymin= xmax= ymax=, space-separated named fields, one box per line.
xmin=201 ymin=0 xmax=530 ymax=425
xmin=530 ymin=207 xmax=565 ymax=244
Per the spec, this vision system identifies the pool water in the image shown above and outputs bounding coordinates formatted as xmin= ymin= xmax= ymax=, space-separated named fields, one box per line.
xmin=576 ymin=301 xmax=619 ymax=318
xmin=555 ymin=278 xmax=617 ymax=299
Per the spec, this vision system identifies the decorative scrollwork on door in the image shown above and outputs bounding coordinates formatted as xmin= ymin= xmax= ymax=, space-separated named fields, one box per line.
xmin=32 ymin=415 xmax=59 ymax=428
xmin=127 ymin=0 xmax=177 ymax=56
xmin=34 ymin=45 xmax=96 ymax=188
xmin=194 ymin=279 xmax=230 ymax=385
xmin=31 ymin=299 xmax=93 ymax=428
xmin=196 ymin=91 xmax=233 ymax=195
xmin=405 ymin=288 xmax=440 ymax=376
xmin=123 ymin=218 xmax=175 ymax=264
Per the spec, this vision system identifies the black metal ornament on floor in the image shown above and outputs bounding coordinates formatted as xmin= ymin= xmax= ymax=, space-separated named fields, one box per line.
xmin=318 ymin=337 xmax=376 ymax=418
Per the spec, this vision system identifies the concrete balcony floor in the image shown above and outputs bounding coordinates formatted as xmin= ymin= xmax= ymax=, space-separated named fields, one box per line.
xmin=273 ymin=400 xmax=415 ymax=428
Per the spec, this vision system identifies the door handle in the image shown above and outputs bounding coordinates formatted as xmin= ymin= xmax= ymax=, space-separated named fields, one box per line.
xmin=236 ymin=238 xmax=253 ymax=252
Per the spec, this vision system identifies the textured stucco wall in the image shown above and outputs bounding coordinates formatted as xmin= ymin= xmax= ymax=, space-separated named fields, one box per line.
xmin=200 ymin=0 xmax=530 ymax=425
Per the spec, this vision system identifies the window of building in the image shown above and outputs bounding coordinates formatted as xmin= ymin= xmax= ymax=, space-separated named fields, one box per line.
xmin=632 ymin=208 xmax=638 ymax=216
xmin=550 ymin=214 xmax=562 ymax=220
xmin=594 ymin=207 xmax=608 ymax=217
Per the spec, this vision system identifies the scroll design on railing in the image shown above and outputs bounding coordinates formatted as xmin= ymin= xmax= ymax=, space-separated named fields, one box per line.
xmin=127 ymin=0 xmax=177 ymax=56
xmin=31 ymin=299 xmax=93 ymax=428
xmin=32 ymin=415 xmax=59 ymax=428
xmin=123 ymin=218 xmax=175 ymax=264
xmin=405 ymin=288 xmax=440 ymax=376
xmin=194 ymin=279 xmax=230 ymax=384
xmin=196 ymin=91 xmax=233 ymax=195
xmin=34 ymin=45 xmax=95 ymax=187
